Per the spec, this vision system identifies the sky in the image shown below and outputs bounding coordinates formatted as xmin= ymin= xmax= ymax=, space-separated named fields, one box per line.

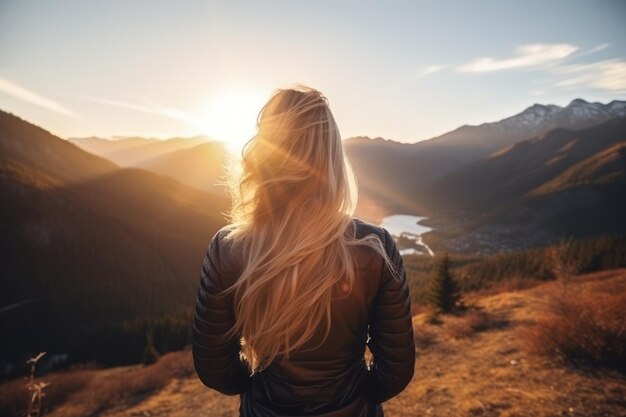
xmin=0 ymin=0 xmax=625 ymax=149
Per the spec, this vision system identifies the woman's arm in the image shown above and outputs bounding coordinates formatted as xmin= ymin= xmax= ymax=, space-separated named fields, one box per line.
xmin=192 ymin=230 xmax=251 ymax=395
xmin=365 ymin=228 xmax=415 ymax=403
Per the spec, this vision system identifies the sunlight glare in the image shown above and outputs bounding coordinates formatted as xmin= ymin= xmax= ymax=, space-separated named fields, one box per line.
xmin=199 ymin=88 xmax=268 ymax=153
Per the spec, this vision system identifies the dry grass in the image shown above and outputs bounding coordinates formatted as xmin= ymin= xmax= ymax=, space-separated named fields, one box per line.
xmin=413 ymin=322 xmax=438 ymax=349
xmin=385 ymin=270 xmax=626 ymax=417
xmin=477 ymin=275 xmax=545 ymax=296
xmin=2 ymin=270 xmax=626 ymax=417
xmin=0 ymin=349 xmax=195 ymax=417
xmin=519 ymin=281 xmax=626 ymax=372
xmin=0 ymin=368 xmax=93 ymax=417
xmin=53 ymin=349 xmax=195 ymax=417
xmin=444 ymin=308 xmax=508 ymax=340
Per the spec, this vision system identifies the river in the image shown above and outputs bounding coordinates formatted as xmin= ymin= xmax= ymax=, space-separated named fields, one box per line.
xmin=379 ymin=214 xmax=434 ymax=256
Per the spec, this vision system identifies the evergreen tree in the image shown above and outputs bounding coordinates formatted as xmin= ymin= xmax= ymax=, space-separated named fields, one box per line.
xmin=428 ymin=253 xmax=460 ymax=313
xmin=141 ymin=329 xmax=160 ymax=365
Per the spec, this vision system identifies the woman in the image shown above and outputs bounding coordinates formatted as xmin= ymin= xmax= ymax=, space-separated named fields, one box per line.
xmin=192 ymin=85 xmax=415 ymax=416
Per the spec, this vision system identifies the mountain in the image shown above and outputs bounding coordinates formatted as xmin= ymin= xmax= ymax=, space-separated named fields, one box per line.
xmin=68 ymin=135 xmax=210 ymax=166
xmin=425 ymin=117 xmax=626 ymax=211
xmin=344 ymin=99 xmax=626 ymax=218
xmin=417 ymin=99 xmax=626 ymax=159
xmin=414 ymin=98 xmax=626 ymax=174
xmin=69 ymin=135 xmax=227 ymax=193
xmin=66 ymin=136 xmax=158 ymax=160
xmin=344 ymin=137 xmax=427 ymax=218
xmin=423 ymin=117 xmax=626 ymax=249
xmin=0 ymin=110 xmax=229 ymax=364
xmin=0 ymin=113 xmax=118 ymax=184
xmin=135 ymin=141 xmax=229 ymax=193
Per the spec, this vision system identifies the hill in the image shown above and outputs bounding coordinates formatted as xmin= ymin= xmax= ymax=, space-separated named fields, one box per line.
xmin=69 ymin=136 xmax=229 ymax=193
xmin=2 ymin=269 xmax=623 ymax=417
xmin=135 ymin=141 xmax=229 ymax=193
xmin=344 ymin=137 xmax=426 ymax=217
xmin=0 ymin=110 xmax=229 ymax=367
xmin=0 ymin=112 xmax=118 ymax=184
xmin=423 ymin=117 xmax=626 ymax=250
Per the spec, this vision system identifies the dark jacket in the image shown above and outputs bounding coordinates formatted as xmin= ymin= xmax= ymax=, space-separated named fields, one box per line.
xmin=192 ymin=218 xmax=415 ymax=416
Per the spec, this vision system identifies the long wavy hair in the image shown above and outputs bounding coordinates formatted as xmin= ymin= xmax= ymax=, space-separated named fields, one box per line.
xmin=224 ymin=85 xmax=391 ymax=373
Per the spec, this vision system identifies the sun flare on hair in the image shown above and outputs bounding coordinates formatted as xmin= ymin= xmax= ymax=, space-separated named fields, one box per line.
xmin=199 ymin=88 xmax=268 ymax=153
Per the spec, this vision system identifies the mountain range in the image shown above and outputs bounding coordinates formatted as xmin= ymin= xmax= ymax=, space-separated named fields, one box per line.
xmin=69 ymin=135 xmax=229 ymax=193
xmin=68 ymin=99 xmax=626 ymax=233
xmin=68 ymin=135 xmax=209 ymax=166
xmin=343 ymin=99 xmax=626 ymax=216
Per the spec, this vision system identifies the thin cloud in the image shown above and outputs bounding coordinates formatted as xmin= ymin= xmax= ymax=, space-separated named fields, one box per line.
xmin=416 ymin=65 xmax=445 ymax=78
xmin=554 ymin=59 xmax=626 ymax=92
xmin=458 ymin=43 xmax=578 ymax=73
xmin=85 ymin=96 xmax=201 ymax=126
xmin=578 ymin=43 xmax=609 ymax=57
xmin=0 ymin=77 xmax=78 ymax=117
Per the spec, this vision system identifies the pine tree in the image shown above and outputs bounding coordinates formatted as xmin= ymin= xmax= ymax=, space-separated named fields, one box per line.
xmin=141 ymin=329 xmax=160 ymax=365
xmin=428 ymin=253 xmax=460 ymax=313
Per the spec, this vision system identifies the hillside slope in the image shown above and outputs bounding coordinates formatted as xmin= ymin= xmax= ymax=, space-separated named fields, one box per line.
xmin=136 ymin=141 xmax=229 ymax=193
xmin=0 ymin=111 xmax=118 ymax=183
xmin=426 ymin=117 xmax=626 ymax=212
xmin=422 ymin=118 xmax=626 ymax=247
xmin=4 ymin=270 xmax=623 ymax=417
xmin=0 ymin=110 xmax=229 ymax=364
xmin=344 ymin=99 xmax=626 ymax=217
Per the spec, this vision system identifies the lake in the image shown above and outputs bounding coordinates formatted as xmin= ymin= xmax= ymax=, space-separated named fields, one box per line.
xmin=379 ymin=214 xmax=434 ymax=256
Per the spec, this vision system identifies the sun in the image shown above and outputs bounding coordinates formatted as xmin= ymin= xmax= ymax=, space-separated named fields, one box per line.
xmin=199 ymin=88 xmax=268 ymax=153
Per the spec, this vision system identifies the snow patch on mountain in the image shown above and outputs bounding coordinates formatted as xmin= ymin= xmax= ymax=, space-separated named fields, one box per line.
xmin=497 ymin=98 xmax=625 ymax=134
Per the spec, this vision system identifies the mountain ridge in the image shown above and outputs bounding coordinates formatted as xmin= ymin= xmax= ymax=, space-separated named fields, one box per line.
xmin=342 ymin=98 xmax=626 ymax=219
xmin=0 ymin=110 xmax=229 ymax=364
xmin=422 ymin=117 xmax=626 ymax=251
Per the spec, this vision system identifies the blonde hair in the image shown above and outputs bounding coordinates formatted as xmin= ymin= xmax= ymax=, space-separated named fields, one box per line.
xmin=224 ymin=85 xmax=391 ymax=373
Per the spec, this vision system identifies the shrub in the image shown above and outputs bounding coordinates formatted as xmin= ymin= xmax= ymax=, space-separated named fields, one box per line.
xmin=142 ymin=330 xmax=160 ymax=365
xmin=520 ymin=285 xmax=626 ymax=372
xmin=413 ymin=322 xmax=437 ymax=349
xmin=445 ymin=309 xmax=505 ymax=339
xmin=425 ymin=310 xmax=442 ymax=325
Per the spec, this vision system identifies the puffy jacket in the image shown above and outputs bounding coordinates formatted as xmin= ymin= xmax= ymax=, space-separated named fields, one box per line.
xmin=192 ymin=218 xmax=415 ymax=416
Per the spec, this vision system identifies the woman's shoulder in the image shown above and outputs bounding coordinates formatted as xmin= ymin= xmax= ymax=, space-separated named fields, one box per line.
xmin=352 ymin=217 xmax=391 ymax=243
xmin=205 ymin=224 xmax=241 ymax=275
xmin=211 ymin=224 xmax=236 ymax=243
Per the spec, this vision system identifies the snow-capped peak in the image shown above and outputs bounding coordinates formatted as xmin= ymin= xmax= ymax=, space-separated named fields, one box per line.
xmin=499 ymin=99 xmax=625 ymax=133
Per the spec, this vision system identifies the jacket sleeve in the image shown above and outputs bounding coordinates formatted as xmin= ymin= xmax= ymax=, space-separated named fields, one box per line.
xmin=365 ymin=228 xmax=415 ymax=403
xmin=192 ymin=230 xmax=251 ymax=395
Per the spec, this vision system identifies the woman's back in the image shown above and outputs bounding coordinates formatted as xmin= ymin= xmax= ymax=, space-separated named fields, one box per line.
xmin=191 ymin=85 xmax=415 ymax=416
xmin=192 ymin=218 xmax=415 ymax=416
